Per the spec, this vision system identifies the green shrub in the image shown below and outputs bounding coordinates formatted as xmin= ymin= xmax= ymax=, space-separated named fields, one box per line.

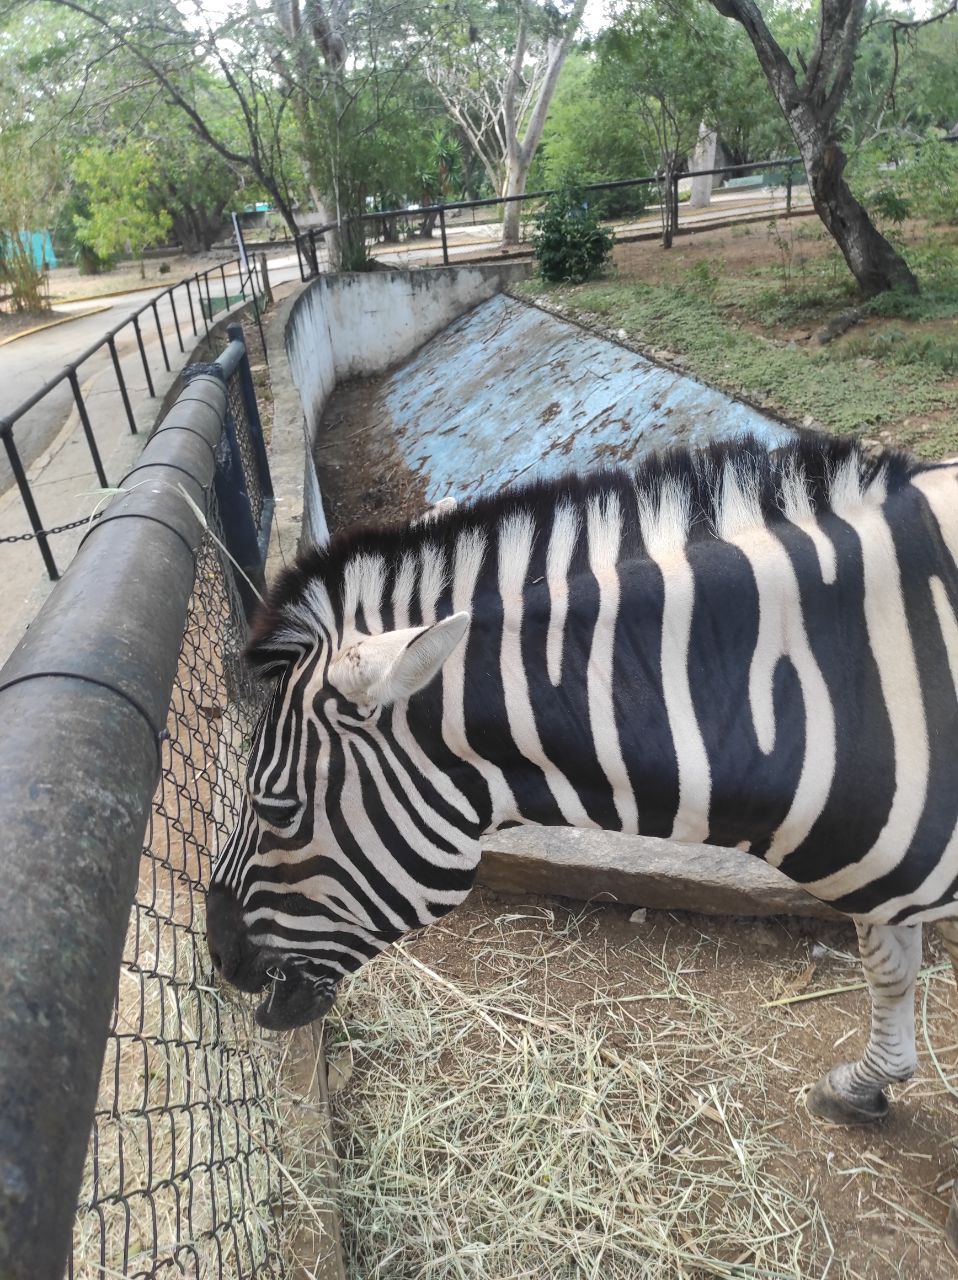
xmin=532 ymin=187 xmax=614 ymax=285
xmin=904 ymin=141 xmax=958 ymax=225
xmin=852 ymin=138 xmax=958 ymax=228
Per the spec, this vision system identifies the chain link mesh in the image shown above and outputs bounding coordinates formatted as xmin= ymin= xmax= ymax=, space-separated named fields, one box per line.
xmin=227 ymin=377 xmax=264 ymax=529
xmin=68 ymin=479 xmax=287 ymax=1277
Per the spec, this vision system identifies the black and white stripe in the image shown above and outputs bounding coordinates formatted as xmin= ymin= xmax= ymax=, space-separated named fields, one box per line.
xmin=210 ymin=434 xmax=958 ymax=1140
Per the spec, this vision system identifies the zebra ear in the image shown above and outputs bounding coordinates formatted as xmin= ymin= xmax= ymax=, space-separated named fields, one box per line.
xmin=329 ymin=611 xmax=470 ymax=706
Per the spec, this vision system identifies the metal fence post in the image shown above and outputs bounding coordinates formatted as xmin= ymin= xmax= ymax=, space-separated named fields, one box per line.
xmin=202 ymin=270 xmax=214 ymax=326
xmin=168 ymin=287 xmax=185 ymax=353
xmin=151 ymin=299 xmax=171 ymax=372
xmin=68 ymin=370 xmax=108 ymax=488
xmin=184 ymin=277 xmax=198 ymax=336
xmin=132 ymin=315 xmax=155 ymax=397
xmin=2 ymin=430 xmax=58 ymax=580
xmin=439 ymin=205 xmax=450 ymax=266
xmin=108 ymin=335 xmax=137 ymax=435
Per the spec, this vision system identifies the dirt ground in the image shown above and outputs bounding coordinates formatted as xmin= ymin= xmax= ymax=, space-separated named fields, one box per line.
xmin=43 ymin=252 xmax=235 ymax=302
xmin=613 ymin=213 xmax=831 ymax=292
xmin=315 ymin=373 xmax=429 ymax=529
xmin=396 ymin=888 xmax=958 ymax=1280
xmin=0 ymin=307 xmax=68 ymax=338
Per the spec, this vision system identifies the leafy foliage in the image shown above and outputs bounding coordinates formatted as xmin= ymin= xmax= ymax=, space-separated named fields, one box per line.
xmin=852 ymin=139 xmax=958 ymax=229
xmin=72 ymin=145 xmax=173 ymax=275
xmin=532 ymin=186 xmax=614 ymax=283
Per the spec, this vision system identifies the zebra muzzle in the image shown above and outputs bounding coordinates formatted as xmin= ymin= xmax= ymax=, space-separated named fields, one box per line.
xmin=254 ymin=964 xmax=336 ymax=1031
xmin=206 ymin=883 xmax=270 ymax=995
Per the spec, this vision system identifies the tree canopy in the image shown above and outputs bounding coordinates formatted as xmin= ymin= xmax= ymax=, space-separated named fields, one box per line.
xmin=0 ymin=0 xmax=954 ymax=291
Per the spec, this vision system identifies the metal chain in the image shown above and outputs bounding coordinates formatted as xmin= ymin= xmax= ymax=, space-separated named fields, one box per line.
xmin=0 ymin=514 xmax=101 ymax=545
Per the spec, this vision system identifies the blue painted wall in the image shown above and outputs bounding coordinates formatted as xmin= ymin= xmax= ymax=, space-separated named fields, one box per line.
xmin=3 ymin=232 xmax=58 ymax=270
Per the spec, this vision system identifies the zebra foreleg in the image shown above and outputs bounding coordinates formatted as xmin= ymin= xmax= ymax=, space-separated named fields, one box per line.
xmin=806 ymin=920 xmax=922 ymax=1124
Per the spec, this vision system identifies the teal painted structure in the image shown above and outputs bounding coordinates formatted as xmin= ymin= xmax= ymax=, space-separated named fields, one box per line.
xmin=2 ymin=232 xmax=57 ymax=270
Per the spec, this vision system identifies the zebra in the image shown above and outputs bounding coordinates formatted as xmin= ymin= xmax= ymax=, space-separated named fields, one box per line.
xmin=207 ymin=433 xmax=958 ymax=1248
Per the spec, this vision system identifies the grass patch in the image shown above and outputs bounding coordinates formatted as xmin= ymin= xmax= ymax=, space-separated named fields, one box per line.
xmin=520 ymin=277 xmax=951 ymax=435
xmin=835 ymin=327 xmax=958 ymax=377
xmin=517 ymin=227 xmax=958 ymax=455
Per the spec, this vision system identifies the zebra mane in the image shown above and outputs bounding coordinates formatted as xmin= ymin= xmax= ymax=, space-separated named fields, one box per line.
xmin=247 ymin=433 xmax=925 ymax=672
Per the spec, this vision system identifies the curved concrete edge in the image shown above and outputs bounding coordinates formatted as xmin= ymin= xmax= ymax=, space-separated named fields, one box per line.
xmin=263 ymin=263 xmax=534 ymax=572
xmin=478 ymin=826 xmax=843 ymax=920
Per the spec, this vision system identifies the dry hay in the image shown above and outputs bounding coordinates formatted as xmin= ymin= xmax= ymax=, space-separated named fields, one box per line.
xmin=324 ymin=907 xmax=836 ymax=1280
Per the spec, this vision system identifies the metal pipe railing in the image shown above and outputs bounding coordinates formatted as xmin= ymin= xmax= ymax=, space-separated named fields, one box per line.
xmin=0 ymin=257 xmax=268 ymax=580
xmin=295 ymin=155 xmax=807 ymax=275
xmin=0 ymin=326 xmax=273 ymax=1279
xmin=0 ymin=373 xmax=225 ymax=1279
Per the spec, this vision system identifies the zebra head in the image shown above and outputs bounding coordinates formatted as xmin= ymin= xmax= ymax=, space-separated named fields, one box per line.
xmin=207 ymin=571 xmax=478 ymax=1031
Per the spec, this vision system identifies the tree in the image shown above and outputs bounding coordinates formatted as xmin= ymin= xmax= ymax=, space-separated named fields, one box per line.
xmin=4 ymin=0 xmax=306 ymax=246
xmin=426 ymin=0 xmax=587 ymax=245
xmin=535 ymin=52 xmax=652 ymax=190
xmin=601 ymin=1 xmax=728 ymax=247
xmin=703 ymin=0 xmax=934 ymax=294
xmin=72 ymin=143 xmax=173 ymax=275
xmin=0 ymin=10 xmax=65 ymax=308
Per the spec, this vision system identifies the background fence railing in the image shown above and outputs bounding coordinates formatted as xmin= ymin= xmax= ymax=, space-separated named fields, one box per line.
xmin=0 ymin=255 xmax=269 ymax=582
xmin=0 ymin=325 xmax=286 ymax=1280
xmin=295 ymin=155 xmax=806 ymax=280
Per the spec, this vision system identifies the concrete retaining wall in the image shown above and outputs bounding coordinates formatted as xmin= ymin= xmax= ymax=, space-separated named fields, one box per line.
xmin=282 ymin=263 xmax=529 ymax=547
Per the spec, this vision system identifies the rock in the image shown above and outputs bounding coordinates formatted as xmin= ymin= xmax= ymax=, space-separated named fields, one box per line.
xmin=616 ymin=328 xmax=629 ymax=341
xmin=478 ymin=826 xmax=841 ymax=920
xmin=326 ymin=1055 xmax=353 ymax=1094
xmin=629 ymin=908 xmax=647 ymax=925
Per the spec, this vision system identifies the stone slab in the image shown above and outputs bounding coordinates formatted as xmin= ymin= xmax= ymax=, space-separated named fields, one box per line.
xmin=479 ymin=826 xmax=842 ymax=920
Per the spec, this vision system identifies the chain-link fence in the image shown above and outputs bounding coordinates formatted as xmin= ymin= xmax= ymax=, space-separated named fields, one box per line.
xmin=68 ymin=520 xmax=287 ymax=1279
xmin=0 ymin=327 xmax=310 ymax=1280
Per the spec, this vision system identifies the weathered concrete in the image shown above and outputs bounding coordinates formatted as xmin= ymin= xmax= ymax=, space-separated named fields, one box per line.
xmin=480 ymin=827 xmax=842 ymax=919
xmin=282 ymin=263 xmax=530 ymax=546
xmin=317 ymin=292 xmax=791 ymax=504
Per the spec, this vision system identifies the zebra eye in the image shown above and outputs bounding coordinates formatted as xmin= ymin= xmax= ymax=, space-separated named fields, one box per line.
xmin=250 ymin=793 xmax=302 ymax=828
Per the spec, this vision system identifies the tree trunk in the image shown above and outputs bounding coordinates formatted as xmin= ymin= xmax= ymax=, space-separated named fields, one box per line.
xmin=689 ymin=122 xmax=717 ymax=209
xmin=659 ymin=165 xmax=679 ymax=249
xmin=418 ymin=209 xmax=439 ymax=239
xmin=705 ymin=0 xmax=917 ymax=297
xmin=798 ymin=132 xmax=918 ymax=296
xmin=500 ymin=160 xmax=528 ymax=246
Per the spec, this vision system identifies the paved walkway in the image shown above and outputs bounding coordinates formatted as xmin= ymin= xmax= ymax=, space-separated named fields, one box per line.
xmin=0 ymin=266 xmax=301 ymax=666
xmin=365 ymin=186 xmax=815 ymax=268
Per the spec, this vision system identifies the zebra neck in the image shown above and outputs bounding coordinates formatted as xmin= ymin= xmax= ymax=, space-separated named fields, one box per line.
xmin=443 ymin=555 xmax=677 ymax=839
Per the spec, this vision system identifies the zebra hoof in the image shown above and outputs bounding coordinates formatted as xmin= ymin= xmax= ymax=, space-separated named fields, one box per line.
xmin=805 ymin=1070 xmax=889 ymax=1125
xmin=946 ymin=1188 xmax=958 ymax=1260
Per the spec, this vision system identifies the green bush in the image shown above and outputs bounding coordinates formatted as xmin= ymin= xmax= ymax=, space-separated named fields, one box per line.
xmin=852 ymin=138 xmax=958 ymax=228
xmin=532 ymin=187 xmax=614 ymax=285
xmin=904 ymin=141 xmax=958 ymax=225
